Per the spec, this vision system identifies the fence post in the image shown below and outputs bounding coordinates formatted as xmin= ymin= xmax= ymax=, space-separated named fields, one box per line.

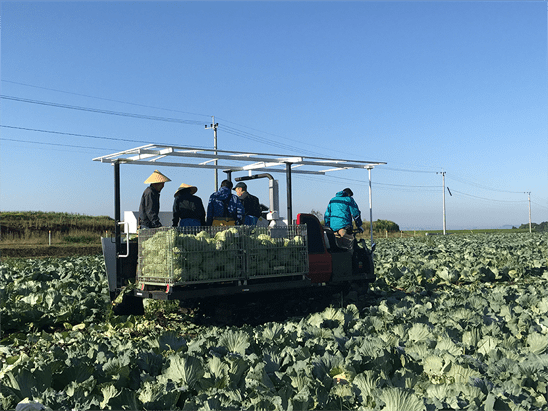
xmin=49 ymin=230 xmax=52 ymax=246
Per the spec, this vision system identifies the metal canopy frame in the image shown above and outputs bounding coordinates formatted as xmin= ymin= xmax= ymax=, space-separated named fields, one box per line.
xmin=93 ymin=144 xmax=386 ymax=282
xmin=93 ymin=144 xmax=385 ymax=174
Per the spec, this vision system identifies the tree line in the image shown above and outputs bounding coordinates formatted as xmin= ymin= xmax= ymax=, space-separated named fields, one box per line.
xmin=310 ymin=210 xmax=400 ymax=233
xmin=517 ymin=221 xmax=548 ymax=232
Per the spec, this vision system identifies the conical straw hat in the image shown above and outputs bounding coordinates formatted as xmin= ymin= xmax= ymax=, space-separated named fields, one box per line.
xmin=174 ymin=183 xmax=198 ymax=197
xmin=144 ymin=170 xmax=171 ymax=184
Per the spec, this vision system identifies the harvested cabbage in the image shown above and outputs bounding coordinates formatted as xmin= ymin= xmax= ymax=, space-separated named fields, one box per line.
xmin=139 ymin=226 xmax=307 ymax=284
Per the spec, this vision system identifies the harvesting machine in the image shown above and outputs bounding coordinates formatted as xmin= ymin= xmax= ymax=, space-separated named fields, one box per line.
xmin=94 ymin=145 xmax=386 ymax=321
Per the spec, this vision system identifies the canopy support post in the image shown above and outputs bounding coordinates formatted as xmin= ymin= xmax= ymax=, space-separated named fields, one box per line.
xmin=368 ymin=166 xmax=374 ymax=250
xmin=286 ymin=163 xmax=293 ymax=224
xmin=114 ymin=161 xmax=121 ymax=289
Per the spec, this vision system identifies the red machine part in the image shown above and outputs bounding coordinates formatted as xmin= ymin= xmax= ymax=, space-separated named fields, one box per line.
xmin=296 ymin=213 xmax=332 ymax=283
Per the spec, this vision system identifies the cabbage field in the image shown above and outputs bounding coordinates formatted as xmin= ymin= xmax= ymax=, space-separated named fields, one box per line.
xmin=1 ymin=233 xmax=548 ymax=410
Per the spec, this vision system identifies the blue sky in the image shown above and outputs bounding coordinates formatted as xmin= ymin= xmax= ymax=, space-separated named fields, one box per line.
xmin=1 ymin=1 xmax=547 ymax=230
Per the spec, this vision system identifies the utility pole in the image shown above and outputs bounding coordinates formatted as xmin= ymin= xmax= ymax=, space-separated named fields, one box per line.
xmin=437 ymin=171 xmax=446 ymax=235
xmin=205 ymin=116 xmax=219 ymax=191
xmin=525 ymin=192 xmax=532 ymax=233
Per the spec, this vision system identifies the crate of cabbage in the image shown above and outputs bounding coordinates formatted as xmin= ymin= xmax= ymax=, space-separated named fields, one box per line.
xmin=137 ymin=225 xmax=308 ymax=286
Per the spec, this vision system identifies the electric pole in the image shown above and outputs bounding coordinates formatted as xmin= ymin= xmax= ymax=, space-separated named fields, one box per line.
xmin=205 ymin=116 xmax=219 ymax=191
xmin=525 ymin=192 xmax=532 ymax=233
xmin=437 ymin=171 xmax=446 ymax=235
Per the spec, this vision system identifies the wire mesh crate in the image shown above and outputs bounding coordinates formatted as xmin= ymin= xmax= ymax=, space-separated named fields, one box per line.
xmin=244 ymin=225 xmax=308 ymax=279
xmin=138 ymin=226 xmax=245 ymax=286
xmin=175 ymin=226 xmax=244 ymax=284
xmin=138 ymin=227 xmax=178 ymax=286
xmin=138 ymin=224 xmax=309 ymax=286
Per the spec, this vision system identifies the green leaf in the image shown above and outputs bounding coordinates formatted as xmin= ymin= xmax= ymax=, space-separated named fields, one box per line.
xmin=218 ymin=330 xmax=250 ymax=356
xmin=407 ymin=323 xmax=431 ymax=343
xmin=422 ymin=355 xmax=444 ymax=377
xmin=100 ymin=384 xmax=120 ymax=409
xmin=352 ymin=370 xmax=379 ymax=398
xmin=137 ymin=380 xmax=181 ymax=410
xmin=3 ymin=369 xmax=36 ymax=401
xmin=378 ymin=387 xmax=425 ymax=411
xmin=163 ymin=355 xmax=204 ymax=389
xmin=158 ymin=331 xmax=187 ymax=352
xmin=205 ymin=356 xmax=230 ymax=388
xmin=526 ymin=332 xmax=548 ymax=355
xmin=447 ymin=363 xmax=481 ymax=384
xmin=477 ymin=336 xmax=498 ymax=356
xmin=136 ymin=351 xmax=164 ymax=377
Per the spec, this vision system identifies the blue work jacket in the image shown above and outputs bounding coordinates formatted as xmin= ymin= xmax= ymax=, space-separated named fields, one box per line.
xmin=206 ymin=187 xmax=244 ymax=225
xmin=324 ymin=190 xmax=363 ymax=231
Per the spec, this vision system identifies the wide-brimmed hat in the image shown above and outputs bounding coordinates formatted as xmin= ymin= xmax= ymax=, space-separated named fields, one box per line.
xmin=144 ymin=170 xmax=171 ymax=184
xmin=174 ymin=183 xmax=198 ymax=197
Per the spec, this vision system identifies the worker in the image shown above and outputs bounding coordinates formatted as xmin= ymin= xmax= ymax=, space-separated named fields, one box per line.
xmin=206 ymin=180 xmax=245 ymax=226
xmin=233 ymin=182 xmax=262 ymax=225
xmin=324 ymin=188 xmax=364 ymax=239
xmin=172 ymin=183 xmax=206 ymax=227
xmin=139 ymin=170 xmax=171 ymax=229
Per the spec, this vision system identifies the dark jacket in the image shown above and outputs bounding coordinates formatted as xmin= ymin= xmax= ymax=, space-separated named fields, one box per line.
xmin=238 ymin=191 xmax=262 ymax=218
xmin=206 ymin=186 xmax=244 ymax=225
xmin=172 ymin=191 xmax=206 ymax=227
xmin=139 ymin=185 xmax=162 ymax=228
xmin=324 ymin=190 xmax=363 ymax=232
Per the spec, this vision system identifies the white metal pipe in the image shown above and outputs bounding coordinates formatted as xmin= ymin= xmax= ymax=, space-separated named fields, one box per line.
xmin=527 ymin=192 xmax=532 ymax=233
xmin=368 ymin=167 xmax=374 ymax=248
xmin=437 ymin=171 xmax=446 ymax=235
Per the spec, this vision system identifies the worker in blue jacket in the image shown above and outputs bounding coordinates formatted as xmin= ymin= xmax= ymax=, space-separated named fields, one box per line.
xmin=206 ymin=180 xmax=245 ymax=226
xmin=324 ymin=188 xmax=364 ymax=237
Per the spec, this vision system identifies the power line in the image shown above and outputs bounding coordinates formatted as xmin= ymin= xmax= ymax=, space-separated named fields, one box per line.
xmin=1 ymin=125 xmax=153 ymax=145
xmin=5 ymin=133 xmax=538 ymax=209
xmin=0 ymin=93 xmax=475 ymax=179
xmin=2 ymin=80 xmax=211 ymax=118
xmin=450 ymin=189 xmax=527 ymax=203
xmin=4 ymin=81 xmax=336 ymax=157
xmin=2 ymin=89 xmax=544 ymax=204
xmin=447 ymin=174 xmax=524 ymax=194
xmin=1 ymin=137 xmax=114 ymax=151
xmin=2 ymin=94 xmax=348 ymax=158
xmin=323 ymin=173 xmax=438 ymax=189
xmin=217 ymin=115 xmax=382 ymax=160
xmin=4 ymin=80 xmax=372 ymax=159
xmin=219 ymin=124 xmax=327 ymax=157
xmin=295 ymin=173 xmax=439 ymax=193
xmin=532 ymin=201 xmax=548 ymax=210
xmin=0 ymin=95 xmax=205 ymax=126
xmin=297 ymin=173 xmax=535 ymax=200
xmin=381 ymin=166 xmax=438 ymax=174
xmin=0 ymin=124 xmax=212 ymax=150
xmin=4 ymin=124 xmax=543 ymax=205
